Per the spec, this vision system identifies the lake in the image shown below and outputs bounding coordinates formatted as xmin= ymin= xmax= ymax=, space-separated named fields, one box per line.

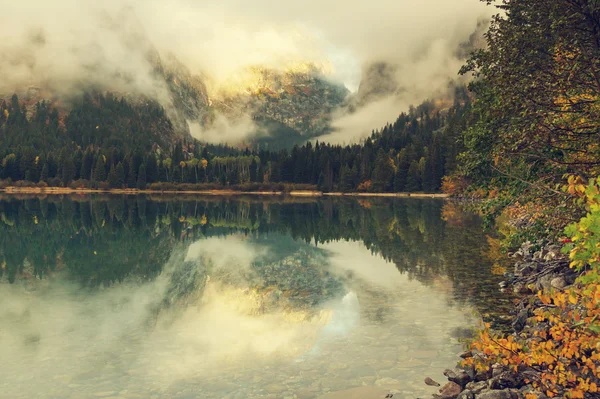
xmin=0 ymin=195 xmax=512 ymax=399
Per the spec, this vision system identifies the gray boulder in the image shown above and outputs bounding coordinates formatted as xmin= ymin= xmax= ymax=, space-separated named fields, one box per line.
xmin=457 ymin=390 xmax=475 ymax=399
xmin=444 ymin=368 xmax=472 ymax=387
xmin=488 ymin=372 xmax=523 ymax=390
xmin=438 ymin=381 xmax=462 ymax=399
xmin=550 ymin=276 xmax=567 ymax=290
xmin=466 ymin=381 xmax=488 ymax=394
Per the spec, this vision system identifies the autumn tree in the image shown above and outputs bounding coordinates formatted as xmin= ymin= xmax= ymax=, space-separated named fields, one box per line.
xmin=460 ymin=0 xmax=600 ymax=185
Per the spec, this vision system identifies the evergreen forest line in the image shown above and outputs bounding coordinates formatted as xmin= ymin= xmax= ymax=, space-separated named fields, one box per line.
xmin=0 ymin=88 xmax=471 ymax=193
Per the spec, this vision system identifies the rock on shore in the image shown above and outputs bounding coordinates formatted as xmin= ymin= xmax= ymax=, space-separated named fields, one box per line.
xmin=426 ymin=241 xmax=577 ymax=399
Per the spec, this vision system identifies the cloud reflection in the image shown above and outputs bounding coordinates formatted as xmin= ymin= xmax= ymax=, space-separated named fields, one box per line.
xmin=0 ymin=235 xmax=477 ymax=398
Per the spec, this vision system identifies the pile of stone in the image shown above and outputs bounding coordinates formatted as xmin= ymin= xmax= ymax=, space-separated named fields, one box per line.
xmin=424 ymin=241 xmax=578 ymax=399
xmin=501 ymin=241 xmax=576 ymax=296
xmin=424 ymin=350 xmax=534 ymax=399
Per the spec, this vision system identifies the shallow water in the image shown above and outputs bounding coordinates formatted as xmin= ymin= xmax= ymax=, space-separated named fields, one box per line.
xmin=0 ymin=196 xmax=511 ymax=398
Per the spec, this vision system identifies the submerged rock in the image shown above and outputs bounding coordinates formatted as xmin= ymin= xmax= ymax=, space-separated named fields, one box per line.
xmin=425 ymin=377 xmax=441 ymax=387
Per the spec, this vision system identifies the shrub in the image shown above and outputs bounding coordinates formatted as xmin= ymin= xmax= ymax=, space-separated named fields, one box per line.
xmin=13 ymin=180 xmax=36 ymax=188
xmin=69 ymin=179 xmax=90 ymax=189
xmin=441 ymin=175 xmax=470 ymax=196
xmin=357 ymin=180 xmax=372 ymax=192
xmin=562 ymin=176 xmax=600 ymax=283
xmin=464 ymin=176 xmax=600 ymax=399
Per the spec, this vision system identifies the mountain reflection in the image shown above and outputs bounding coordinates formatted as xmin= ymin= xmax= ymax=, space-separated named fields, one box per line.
xmin=0 ymin=196 xmax=512 ymax=398
xmin=0 ymin=196 xmax=510 ymax=318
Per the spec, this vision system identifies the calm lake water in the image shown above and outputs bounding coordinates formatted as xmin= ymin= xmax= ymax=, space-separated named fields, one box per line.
xmin=0 ymin=196 xmax=511 ymax=399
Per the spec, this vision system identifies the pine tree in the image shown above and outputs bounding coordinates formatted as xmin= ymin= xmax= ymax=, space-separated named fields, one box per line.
xmin=317 ymin=172 xmax=326 ymax=192
xmin=406 ymin=161 xmax=421 ymax=192
xmin=137 ymin=163 xmax=147 ymax=190
xmin=340 ymin=164 xmax=356 ymax=192
xmin=107 ymin=164 xmax=119 ymax=188
xmin=92 ymin=155 xmax=106 ymax=184
xmin=257 ymin=164 xmax=265 ymax=183
xmin=172 ymin=142 xmax=184 ymax=166
xmin=19 ymin=148 xmax=35 ymax=181
xmin=371 ymin=150 xmax=394 ymax=192
xmin=62 ymin=156 xmax=76 ymax=185
xmin=250 ymin=158 xmax=258 ymax=182
xmin=172 ymin=165 xmax=182 ymax=183
xmin=80 ymin=150 xmax=93 ymax=181
xmin=145 ymin=156 xmax=158 ymax=184
xmin=421 ymin=156 xmax=434 ymax=193
xmin=394 ymin=150 xmax=410 ymax=192
xmin=127 ymin=161 xmax=137 ymax=188
xmin=40 ymin=162 xmax=49 ymax=182
xmin=116 ymin=162 xmax=125 ymax=187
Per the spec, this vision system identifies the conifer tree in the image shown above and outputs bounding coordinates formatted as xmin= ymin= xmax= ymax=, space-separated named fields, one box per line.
xmin=92 ymin=155 xmax=106 ymax=184
xmin=62 ymin=156 xmax=75 ymax=185
xmin=40 ymin=163 xmax=49 ymax=182
xmin=116 ymin=162 xmax=125 ymax=187
xmin=107 ymin=164 xmax=119 ymax=188
xmin=137 ymin=163 xmax=147 ymax=190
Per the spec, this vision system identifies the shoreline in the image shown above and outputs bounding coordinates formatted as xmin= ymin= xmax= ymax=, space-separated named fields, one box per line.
xmin=0 ymin=187 xmax=448 ymax=198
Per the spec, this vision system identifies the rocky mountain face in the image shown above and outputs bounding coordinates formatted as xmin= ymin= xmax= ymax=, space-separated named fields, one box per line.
xmin=0 ymin=6 xmax=349 ymax=150
xmin=156 ymin=60 xmax=349 ymax=149
xmin=209 ymin=65 xmax=349 ymax=144
xmin=4 ymin=57 xmax=348 ymax=150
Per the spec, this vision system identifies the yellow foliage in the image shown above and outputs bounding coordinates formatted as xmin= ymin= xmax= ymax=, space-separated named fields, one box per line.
xmin=357 ymin=200 xmax=372 ymax=209
xmin=490 ymin=263 xmax=507 ymax=276
xmin=441 ymin=175 xmax=469 ymax=196
xmin=357 ymin=180 xmax=372 ymax=191
xmin=441 ymin=203 xmax=468 ymax=227
xmin=465 ymin=280 xmax=600 ymax=398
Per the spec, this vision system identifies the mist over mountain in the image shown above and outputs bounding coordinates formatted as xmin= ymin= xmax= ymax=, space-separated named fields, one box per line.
xmin=1 ymin=0 xmax=491 ymax=147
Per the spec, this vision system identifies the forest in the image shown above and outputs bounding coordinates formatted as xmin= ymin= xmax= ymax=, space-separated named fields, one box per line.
xmin=444 ymin=2 xmax=600 ymax=399
xmin=0 ymin=88 xmax=471 ymax=193
xmin=3 ymin=0 xmax=600 ymax=396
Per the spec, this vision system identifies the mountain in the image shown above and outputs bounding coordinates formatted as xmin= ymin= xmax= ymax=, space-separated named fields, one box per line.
xmin=207 ymin=64 xmax=349 ymax=148
xmin=1 ymin=61 xmax=348 ymax=151
xmin=0 ymin=4 xmax=349 ymax=151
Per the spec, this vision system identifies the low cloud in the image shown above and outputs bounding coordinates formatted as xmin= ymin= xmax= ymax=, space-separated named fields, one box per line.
xmin=2 ymin=0 xmax=491 ymax=144
xmin=187 ymin=114 xmax=260 ymax=145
